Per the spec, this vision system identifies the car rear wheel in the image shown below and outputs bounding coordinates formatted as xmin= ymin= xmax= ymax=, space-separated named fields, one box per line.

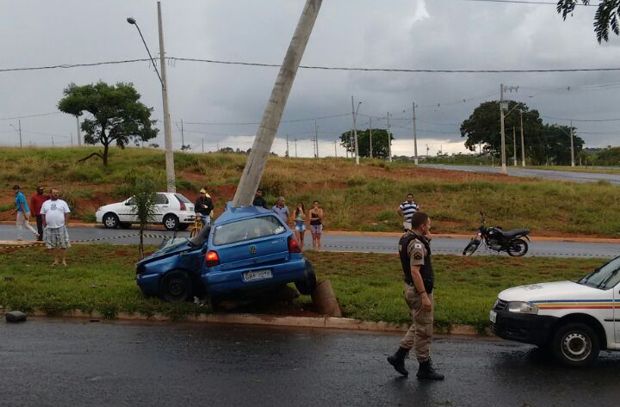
xmin=160 ymin=270 xmax=192 ymax=303
xmin=103 ymin=213 xmax=120 ymax=229
xmin=163 ymin=214 xmax=179 ymax=231
xmin=552 ymin=322 xmax=600 ymax=367
xmin=295 ymin=261 xmax=317 ymax=295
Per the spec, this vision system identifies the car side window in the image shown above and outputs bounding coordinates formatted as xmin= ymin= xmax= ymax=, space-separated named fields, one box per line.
xmin=155 ymin=194 xmax=169 ymax=205
xmin=213 ymin=215 xmax=286 ymax=246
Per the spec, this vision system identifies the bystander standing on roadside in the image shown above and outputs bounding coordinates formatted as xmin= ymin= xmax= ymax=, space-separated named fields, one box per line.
xmin=398 ymin=193 xmax=420 ymax=231
xmin=293 ymin=202 xmax=306 ymax=250
xmin=308 ymin=200 xmax=324 ymax=251
xmin=272 ymin=196 xmax=290 ymax=226
xmin=41 ymin=188 xmax=71 ymax=267
xmin=30 ymin=185 xmax=49 ymax=242
xmin=253 ymin=188 xmax=268 ymax=209
xmin=12 ymin=185 xmax=38 ymax=241
xmin=387 ymin=211 xmax=444 ymax=381
xmin=194 ymin=188 xmax=214 ymax=226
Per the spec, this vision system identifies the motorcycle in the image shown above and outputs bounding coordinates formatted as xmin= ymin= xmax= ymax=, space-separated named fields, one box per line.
xmin=462 ymin=212 xmax=530 ymax=257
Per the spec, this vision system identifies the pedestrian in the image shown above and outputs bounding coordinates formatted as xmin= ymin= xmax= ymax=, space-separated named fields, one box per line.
xmin=308 ymin=200 xmax=324 ymax=251
xmin=293 ymin=202 xmax=306 ymax=250
xmin=12 ymin=184 xmax=38 ymax=241
xmin=387 ymin=211 xmax=444 ymax=381
xmin=194 ymin=188 xmax=214 ymax=226
xmin=41 ymin=188 xmax=71 ymax=267
xmin=30 ymin=185 xmax=49 ymax=241
xmin=272 ymin=196 xmax=290 ymax=226
xmin=253 ymin=188 xmax=268 ymax=209
xmin=398 ymin=193 xmax=420 ymax=231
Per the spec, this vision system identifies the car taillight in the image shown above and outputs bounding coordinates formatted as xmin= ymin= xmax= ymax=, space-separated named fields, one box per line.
xmin=205 ymin=250 xmax=220 ymax=267
xmin=288 ymin=236 xmax=301 ymax=253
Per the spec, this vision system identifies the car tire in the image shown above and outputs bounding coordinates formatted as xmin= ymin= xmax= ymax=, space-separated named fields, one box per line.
xmin=163 ymin=214 xmax=179 ymax=231
xmin=507 ymin=238 xmax=528 ymax=257
xmin=119 ymin=222 xmax=132 ymax=229
xmin=160 ymin=270 xmax=192 ymax=303
xmin=177 ymin=224 xmax=190 ymax=231
xmin=552 ymin=322 xmax=600 ymax=367
xmin=102 ymin=213 xmax=120 ymax=229
xmin=295 ymin=261 xmax=317 ymax=295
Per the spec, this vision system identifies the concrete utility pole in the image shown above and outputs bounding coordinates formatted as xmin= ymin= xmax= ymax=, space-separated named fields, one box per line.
xmin=570 ymin=120 xmax=575 ymax=167
xmin=286 ymin=134 xmax=290 ymax=158
xmin=180 ymin=119 xmax=185 ymax=150
xmin=351 ymin=96 xmax=361 ymax=165
xmin=202 ymin=137 xmax=205 ymax=153
xmin=232 ymin=0 xmax=323 ymax=206
xmin=520 ymin=110 xmax=525 ymax=167
xmin=294 ymin=138 xmax=298 ymax=158
xmin=499 ymin=84 xmax=507 ymax=174
xmin=369 ymin=117 xmax=373 ymax=159
xmin=334 ymin=140 xmax=337 ymax=157
xmin=314 ymin=120 xmax=319 ymax=158
xmin=18 ymin=120 xmax=22 ymax=148
xmin=76 ymin=116 xmax=81 ymax=146
xmin=157 ymin=2 xmax=176 ymax=192
xmin=412 ymin=101 xmax=419 ymax=165
xmin=513 ymin=127 xmax=517 ymax=166
xmin=386 ymin=112 xmax=392 ymax=162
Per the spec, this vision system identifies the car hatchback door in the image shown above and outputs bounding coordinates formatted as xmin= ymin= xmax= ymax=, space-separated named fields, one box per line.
xmin=211 ymin=215 xmax=289 ymax=271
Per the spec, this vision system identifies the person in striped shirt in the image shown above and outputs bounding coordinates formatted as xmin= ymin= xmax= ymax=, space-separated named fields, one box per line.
xmin=398 ymin=193 xmax=420 ymax=231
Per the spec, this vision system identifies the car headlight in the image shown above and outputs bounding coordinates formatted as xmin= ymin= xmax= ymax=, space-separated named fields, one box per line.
xmin=507 ymin=301 xmax=538 ymax=314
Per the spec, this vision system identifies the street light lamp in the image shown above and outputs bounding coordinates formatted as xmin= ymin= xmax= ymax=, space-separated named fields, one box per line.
xmin=351 ymin=97 xmax=362 ymax=165
xmin=126 ymin=1 xmax=176 ymax=192
xmin=9 ymin=121 xmax=22 ymax=148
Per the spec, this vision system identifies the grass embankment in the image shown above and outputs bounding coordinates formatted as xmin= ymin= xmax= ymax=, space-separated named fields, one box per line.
xmin=1 ymin=147 xmax=620 ymax=236
xmin=0 ymin=245 xmax=602 ymax=331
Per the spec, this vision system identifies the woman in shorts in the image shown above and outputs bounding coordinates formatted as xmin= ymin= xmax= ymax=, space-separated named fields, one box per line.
xmin=293 ymin=202 xmax=306 ymax=251
xmin=308 ymin=200 xmax=324 ymax=251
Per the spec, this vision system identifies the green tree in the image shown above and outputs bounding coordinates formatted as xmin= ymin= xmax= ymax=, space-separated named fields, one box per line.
xmin=340 ymin=128 xmax=394 ymax=158
xmin=58 ymin=82 xmax=158 ymax=166
xmin=594 ymin=146 xmax=620 ymax=165
xmin=120 ymin=173 xmax=158 ymax=259
xmin=557 ymin=1 xmax=620 ymax=42
xmin=538 ymin=124 xmax=585 ymax=165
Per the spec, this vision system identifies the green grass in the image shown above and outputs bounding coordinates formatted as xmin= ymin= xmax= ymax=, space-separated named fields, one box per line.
xmin=0 ymin=245 xmax=604 ymax=331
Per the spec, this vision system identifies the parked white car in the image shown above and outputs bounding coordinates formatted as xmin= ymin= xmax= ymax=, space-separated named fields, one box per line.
xmin=490 ymin=255 xmax=620 ymax=366
xmin=96 ymin=192 xmax=196 ymax=231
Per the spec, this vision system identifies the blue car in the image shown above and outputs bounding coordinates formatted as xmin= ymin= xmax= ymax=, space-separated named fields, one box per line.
xmin=135 ymin=204 xmax=316 ymax=302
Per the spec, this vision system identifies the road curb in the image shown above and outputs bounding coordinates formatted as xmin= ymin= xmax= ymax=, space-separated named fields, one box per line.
xmin=23 ymin=309 xmax=486 ymax=336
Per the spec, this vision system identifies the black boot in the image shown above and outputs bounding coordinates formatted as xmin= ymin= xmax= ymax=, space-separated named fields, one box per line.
xmin=416 ymin=359 xmax=444 ymax=381
xmin=387 ymin=347 xmax=409 ymax=377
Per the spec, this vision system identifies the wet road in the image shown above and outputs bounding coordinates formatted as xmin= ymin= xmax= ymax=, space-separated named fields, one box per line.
xmin=420 ymin=164 xmax=620 ymax=185
xmin=1 ymin=225 xmax=618 ymax=259
xmin=0 ymin=319 xmax=618 ymax=407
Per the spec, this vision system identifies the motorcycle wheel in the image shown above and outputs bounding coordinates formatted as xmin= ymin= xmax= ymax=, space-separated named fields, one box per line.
xmin=507 ymin=238 xmax=528 ymax=257
xmin=462 ymin=239 xmax=481 ymax=256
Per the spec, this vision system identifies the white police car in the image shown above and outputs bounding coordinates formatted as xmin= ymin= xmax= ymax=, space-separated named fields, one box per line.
xmin=490 ymin=255 xmax=620 ymax=366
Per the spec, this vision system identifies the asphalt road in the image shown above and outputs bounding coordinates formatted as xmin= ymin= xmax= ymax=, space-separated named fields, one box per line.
xmin=0 ymin=319 xmax=618 ymax=407
xmin=1 ymin=225 xmax=618 ymax=259
xmin=420 ymin=164 xmax=620 ymax=185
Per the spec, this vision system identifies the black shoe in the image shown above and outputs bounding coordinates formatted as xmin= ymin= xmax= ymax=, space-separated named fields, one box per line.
xmin=387 ymin=347 xmax=409 ymax=377
xmin=416 ymin=359 xmax=444 ymax=381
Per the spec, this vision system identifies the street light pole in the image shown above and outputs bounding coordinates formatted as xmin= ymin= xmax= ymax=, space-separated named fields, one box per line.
xmin=387 ymin=112 xmax=392 ymax=163
xmin=520 ymin=110 xmax=525 ymax=167
xmin=369 ymin=117 xmax=373 ymax=159
xmin=570 ymin=120 xmax=575 ymax=167
xmin=127 ymin=1 xmax=176 ymax=193
xmin=351 ymin=96 xmax=361 ymax=165
xmin=513 ymin=127 xmax=517 ymax=166
xmin=499 ymin=84 xmax=507 ymax=174
xmin=412 ymin=101 xmax=419 ymax=165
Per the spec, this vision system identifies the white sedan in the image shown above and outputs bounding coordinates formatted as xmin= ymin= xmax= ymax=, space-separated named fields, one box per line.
xmin=96 ymin=192 xmax=196 ymax=231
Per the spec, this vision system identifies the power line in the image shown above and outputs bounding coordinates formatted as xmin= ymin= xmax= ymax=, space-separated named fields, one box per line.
xmin=454 ymin=0 xmax=597 ymax=5
xmin=3 ymin=56 xmax=620 ymax=75
xmin=0 ymin=111 xmax=62 ymax=121
xmin=543 ymin=115 xmax=620 ymax=122
xmin=185 ymin=113 xmax=349 ymax=126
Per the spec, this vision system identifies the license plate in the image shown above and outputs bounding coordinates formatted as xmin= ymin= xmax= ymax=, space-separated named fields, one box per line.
xmin=242 ymin=269 xmax=273 ymax=282
xmin=489 ymin=310 xmax=497 ymax=324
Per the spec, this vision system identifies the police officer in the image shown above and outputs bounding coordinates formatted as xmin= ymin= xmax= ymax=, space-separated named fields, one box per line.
xmin=387 ymin=211 xmax=444 ymax=380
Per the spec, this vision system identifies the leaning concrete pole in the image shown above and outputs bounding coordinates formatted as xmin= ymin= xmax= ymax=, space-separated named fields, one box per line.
xmin=232 ymin=0 xmax=323 ymax=206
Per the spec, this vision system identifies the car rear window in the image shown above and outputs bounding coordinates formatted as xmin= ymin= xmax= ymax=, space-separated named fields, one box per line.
xmin=174 ymin=193 xmax=191 ymax=204
xmin=212 ymin=215 xmax=286 ymax=246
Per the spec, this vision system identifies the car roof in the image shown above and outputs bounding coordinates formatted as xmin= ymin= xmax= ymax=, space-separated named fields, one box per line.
xmin=213 ymin=202 xmax=273 ymax=225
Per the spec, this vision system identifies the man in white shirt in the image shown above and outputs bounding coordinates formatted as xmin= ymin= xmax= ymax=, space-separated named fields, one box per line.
xmin=40 ymin=188 xmax=71 ymax=266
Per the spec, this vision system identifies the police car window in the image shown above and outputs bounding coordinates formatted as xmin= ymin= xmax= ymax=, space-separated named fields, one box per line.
xmin=155 ymin=194 xmax=169 ymax=205
xmin=580 ymin=257 xmax=620 ymax=289
xmin=213 ymin=215 xmax=286 ymax=246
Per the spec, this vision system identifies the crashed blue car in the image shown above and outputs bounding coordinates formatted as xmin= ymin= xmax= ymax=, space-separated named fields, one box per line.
xmin=135 ymin=204 xmax=316 ymax=302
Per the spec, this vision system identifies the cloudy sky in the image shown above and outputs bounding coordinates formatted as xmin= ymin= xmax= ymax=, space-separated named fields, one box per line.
xmin=1 ymin=0 xmax=619 ymax=157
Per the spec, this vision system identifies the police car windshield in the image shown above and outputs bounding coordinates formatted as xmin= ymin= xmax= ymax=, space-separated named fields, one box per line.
xmin=578 ymin=256 xmax=620 ymax=290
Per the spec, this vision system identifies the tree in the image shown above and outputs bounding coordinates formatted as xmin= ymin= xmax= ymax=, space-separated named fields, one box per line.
xmin=120 ymin=173 xmax=158 ymax=259
xmin=557 ymin=1 xmax=620 ymax=42
xmin=340 ymin=128 xmax=393 ymax=158
xmin=460 ymin=101 xmax=544 ymax=159
xmin=58 ymin=82 xmax=158 ymax=166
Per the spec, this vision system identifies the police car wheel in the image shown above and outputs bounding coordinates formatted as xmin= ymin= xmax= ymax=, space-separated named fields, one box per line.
xmin=160 ymin=270 xmax=192 ymax=303
xmin=552 ymin=323 xmax=600 ymax=367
